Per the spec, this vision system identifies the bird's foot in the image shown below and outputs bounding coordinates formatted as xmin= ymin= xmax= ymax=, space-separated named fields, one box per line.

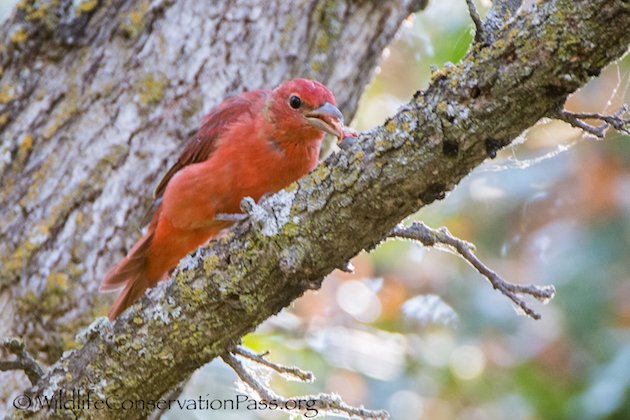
xmin=239 ymin=197 xmax=267 ymax=228
xmin=239 ymin=195 xmax=293 ymax=237
xmin=214 ymin=213 xmax=248 ymax=222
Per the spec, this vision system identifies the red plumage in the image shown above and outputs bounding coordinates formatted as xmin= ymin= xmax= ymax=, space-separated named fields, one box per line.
xmin=101 ymin=79 xmax=343 ymax=320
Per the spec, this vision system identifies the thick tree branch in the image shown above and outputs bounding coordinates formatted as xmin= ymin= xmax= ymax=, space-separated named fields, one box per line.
xmin=6 ymin=0 xmax=630 ymax=418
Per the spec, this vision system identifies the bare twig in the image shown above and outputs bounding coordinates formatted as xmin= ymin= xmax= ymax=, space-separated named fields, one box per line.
xmin=389 ymin=222 xmax=556 ymax=320
xmin=0 ymin=337 xmax=44 ymax=385
xmin=232 ymin=346 xmax=314 ymax=382
xmin=555 ymin=105 xmax=630 ymax=138
xmin=222 ymin=352 xmax=286 ymax=405
xmin=466 ymin=0 xmax=486 ymax=44
xmin=222 ymin=352 xmax=389 ymax=419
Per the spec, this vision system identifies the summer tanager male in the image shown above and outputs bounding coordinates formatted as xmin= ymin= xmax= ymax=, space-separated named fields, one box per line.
xmin=101 ymin=78 xmax=344 ymax=320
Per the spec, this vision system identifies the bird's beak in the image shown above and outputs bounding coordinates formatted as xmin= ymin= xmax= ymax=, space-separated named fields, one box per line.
xmin=306 ymin=102 xmax=344 ymax=142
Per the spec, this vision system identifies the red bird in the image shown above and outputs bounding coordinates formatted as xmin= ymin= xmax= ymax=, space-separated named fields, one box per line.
xmin=101 ymin=79 xmax=344 ymax=320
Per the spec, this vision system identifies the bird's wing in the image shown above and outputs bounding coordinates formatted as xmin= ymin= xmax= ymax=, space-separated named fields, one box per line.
xmin=153 ymin=90 xmax=269 ymax=199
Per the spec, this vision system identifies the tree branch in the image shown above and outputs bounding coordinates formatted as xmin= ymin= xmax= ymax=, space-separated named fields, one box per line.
xmin=389 ymin=222 xmax=556 ymax=320
xmin=222 ymin=352 xmax=388 ymax=419
xmin=0 ymin=337 xmax=44 ymax=385
xmin=554 ymin=105 xmax=630 ymax=138
xmin=7 ymin=0 xmax=630 ymax=418
xmin=466 ymin=0 xmax=486 ymax=44
xmin=232 ymin=346 xmax=314 ymax=383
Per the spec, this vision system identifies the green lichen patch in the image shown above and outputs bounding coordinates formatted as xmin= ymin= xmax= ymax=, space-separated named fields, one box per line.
xmin=17 ymin=133 xmax=33 ymax=160
xmin=119 ymin=1 xmax=149 ymax=40
xmin=75 ymin=0 xmax=99 ymax=15
xmin=137 ymin=73 xmax=168 ymax=107
xmin=202 ymin=255 xmax=220 ymax=276
xmin=0 ymin=84 xmax=16 ymax=104
xmin=10 ymin=28 xmax=28 ymax=44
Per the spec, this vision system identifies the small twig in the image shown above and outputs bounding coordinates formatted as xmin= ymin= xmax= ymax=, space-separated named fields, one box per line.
xmin=0 ymin=337 xmax=44 ymax=385
xmin=222 ymin=352 xmax=388 ymax=419
xmin=466 ymin=0 xmax=486 ymax=44
xmin=555 ymin=105 xmax=630 ymax=138
xmin=389 ymin=222 xmax=556 ymax=320
xmin=222 ymin=352 xmax=275 ymax=400
xmin=233 ymin=346 xmax=313 ymax=382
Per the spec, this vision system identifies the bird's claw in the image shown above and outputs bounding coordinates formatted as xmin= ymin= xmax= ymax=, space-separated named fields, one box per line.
xmin=239 ymin=197 xmax=268 ymax=229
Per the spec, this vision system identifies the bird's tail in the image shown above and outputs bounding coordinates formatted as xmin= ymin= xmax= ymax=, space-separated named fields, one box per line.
xmin=100 ymin=229 xmax=156 ymax=320
xmin=100 ymin=205 xmax=224 ymax=320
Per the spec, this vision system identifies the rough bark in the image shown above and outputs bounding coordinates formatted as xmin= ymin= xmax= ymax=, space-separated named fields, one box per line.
xmin=2 ymin=0 xmax=630 ymax=418
xmin=0 ymin=0 xmax=428 ymax=409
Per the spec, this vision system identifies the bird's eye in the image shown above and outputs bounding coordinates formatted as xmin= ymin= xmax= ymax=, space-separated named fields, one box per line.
xmin=289 ymin=95 xmax=302 ymax=109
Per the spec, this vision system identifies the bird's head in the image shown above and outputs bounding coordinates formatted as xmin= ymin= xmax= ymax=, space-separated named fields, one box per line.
xmin=267 ymin=78 xmax=344 ymax=144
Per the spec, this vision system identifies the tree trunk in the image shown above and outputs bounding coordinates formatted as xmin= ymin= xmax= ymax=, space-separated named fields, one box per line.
xmin=0 ymin=0 xmax=427 ymax=410
xmin=2 ymin=0 xmax=630 ymax=418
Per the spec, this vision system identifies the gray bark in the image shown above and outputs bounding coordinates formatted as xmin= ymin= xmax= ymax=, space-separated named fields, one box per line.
xmin=0 ymin=0 xmax=428 ymax=412
xmin=2 ymin=0 xmax=630 ymax=418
